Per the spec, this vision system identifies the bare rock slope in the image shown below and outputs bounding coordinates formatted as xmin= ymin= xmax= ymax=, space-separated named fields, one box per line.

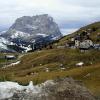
xmin=2 ymin=14 xmax=62 ymax=42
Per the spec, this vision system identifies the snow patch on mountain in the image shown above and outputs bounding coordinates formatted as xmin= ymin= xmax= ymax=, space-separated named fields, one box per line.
xmin=51 ymin=35 xmax=61 ymax=40
xmin=0 ymin=37 xmax=16 ymax=52
xmin=10 ymin=30 xmax=30 ymax=39
xmin=26 ymin=24 xmax=38 ymax=30
xmin=0 ymin=37 xmax=10 ymax=50
xmin=0 ymin=37 xmax=9 ymax=44
xmin=0 ymin=43 xmax=7 ymax=50
xmin=19 ymin=45 xmax=32 ymax=52
xmin=36 ymin=33 xmax=48 ymax=37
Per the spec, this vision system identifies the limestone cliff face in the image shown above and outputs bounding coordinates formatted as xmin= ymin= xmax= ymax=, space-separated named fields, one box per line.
xmin=2 ymin=14 xmax=62 ymax=42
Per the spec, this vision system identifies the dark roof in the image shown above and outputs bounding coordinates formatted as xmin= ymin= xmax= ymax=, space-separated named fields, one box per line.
xmin=67 ymin=41 xmax=75 ymax=46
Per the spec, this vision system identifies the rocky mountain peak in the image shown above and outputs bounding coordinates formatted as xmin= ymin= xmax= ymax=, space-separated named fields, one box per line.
xmin=2 ymin=14 xmax=62 ymax=42
xmin=0 ymin=14 xmax=62 ymax=52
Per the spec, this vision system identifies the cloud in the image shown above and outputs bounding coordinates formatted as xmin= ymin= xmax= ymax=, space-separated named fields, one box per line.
xmin=0 ymin=0 xmax=100 ymax=34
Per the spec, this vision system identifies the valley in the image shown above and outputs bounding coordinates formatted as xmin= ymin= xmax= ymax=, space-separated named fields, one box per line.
xmin=0 ymin=15 xmax=99 ymax=99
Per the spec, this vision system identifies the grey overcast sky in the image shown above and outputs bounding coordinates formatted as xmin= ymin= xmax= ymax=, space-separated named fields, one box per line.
xmin=0 ymin=0 xmax=100 ymax=34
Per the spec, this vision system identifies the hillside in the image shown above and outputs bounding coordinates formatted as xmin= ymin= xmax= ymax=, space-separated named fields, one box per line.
xmin=55 ymin=22 xmax=100 ymax=46
xmin=0 ymin=22 xmax=100 ymax=99
xmin=0 ymin=49 xmax=100 ymax=98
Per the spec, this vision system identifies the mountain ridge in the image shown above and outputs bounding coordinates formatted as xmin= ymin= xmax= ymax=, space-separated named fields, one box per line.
xmin=54 ymin=21 xmax=100 ymax=47
xmin=2 ymin=14 xmax=62 ymax=42
xmin=0 ymin=14 xmax=62 ymax=52
xmin=0 ymin=21 xmax=100 ymax=98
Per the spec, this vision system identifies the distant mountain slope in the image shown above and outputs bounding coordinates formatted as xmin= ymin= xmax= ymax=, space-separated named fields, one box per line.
xmin=0 ymin=37 xmax=15 ymax=52
xmin=75 ymin=21 xmax=100 ymax=43
xmin=0 ymin=14 xmax=62 ymax=52
xmin=2 ymin=14 xmax=62 ymax=43
xmin=56 ymin=21 xmax=100 ymax=46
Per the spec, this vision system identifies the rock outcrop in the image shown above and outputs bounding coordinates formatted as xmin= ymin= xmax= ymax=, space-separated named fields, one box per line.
xmin=2 ymin=14 xmax=62 ymax=42
xmin=6 ymin=78 xmax=95 ymax=100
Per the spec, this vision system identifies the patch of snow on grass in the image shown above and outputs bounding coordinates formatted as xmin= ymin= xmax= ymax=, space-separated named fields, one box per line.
xmin=0 ymin=81 xmax=41 ymax=99
xmin=0 ymin=80 xmax=55 ymax=99
xmin=3 ymin=61 xmax=21 ymax=68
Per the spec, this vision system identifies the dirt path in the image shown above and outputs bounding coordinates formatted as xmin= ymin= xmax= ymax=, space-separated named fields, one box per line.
xmin=2 ymin=53 xmax=26 ymax=68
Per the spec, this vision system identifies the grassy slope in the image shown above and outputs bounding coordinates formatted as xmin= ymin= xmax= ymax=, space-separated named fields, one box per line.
xmin=75 ymin=21 xmax=100 ymax=43
xmin=0 ymin=49 xmax=100 ymax=97
xmin=55 ymin=22 xmax=100 ymax=46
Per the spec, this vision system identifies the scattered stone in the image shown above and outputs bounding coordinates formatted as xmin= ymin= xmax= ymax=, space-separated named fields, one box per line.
xmin=60 ymin=67 xmax=66 ymax=70
xmin=76 ymin=62 xmax=84 ymax=67
xmin=40 ymin=64 xmax=42 ymax=66
xmin=84 ymin=73 xmax=91 ymax=78
xmin=31 ymin=73 xmax=34 ymax=75
xmin=45 ymin=68 xmax=49 ymax=72
xmin=59 ymin=64 xmax=63 ymax=67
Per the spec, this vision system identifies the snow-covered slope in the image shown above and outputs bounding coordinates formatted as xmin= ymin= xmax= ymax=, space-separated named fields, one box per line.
xmin=0 ymin=37 xmax=18 ymax=52
xmin=0 ymin=37 xmax=10 ymax=44
xmin=36 ymin=33 xmax=48 ymax=37
xmin=0 ymin=36 xmax=32 ymax=53
xmin=0 ymin=37 xmax=11 ymax=50
xmin=10 ymin=30 xmax=30 ymax=39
